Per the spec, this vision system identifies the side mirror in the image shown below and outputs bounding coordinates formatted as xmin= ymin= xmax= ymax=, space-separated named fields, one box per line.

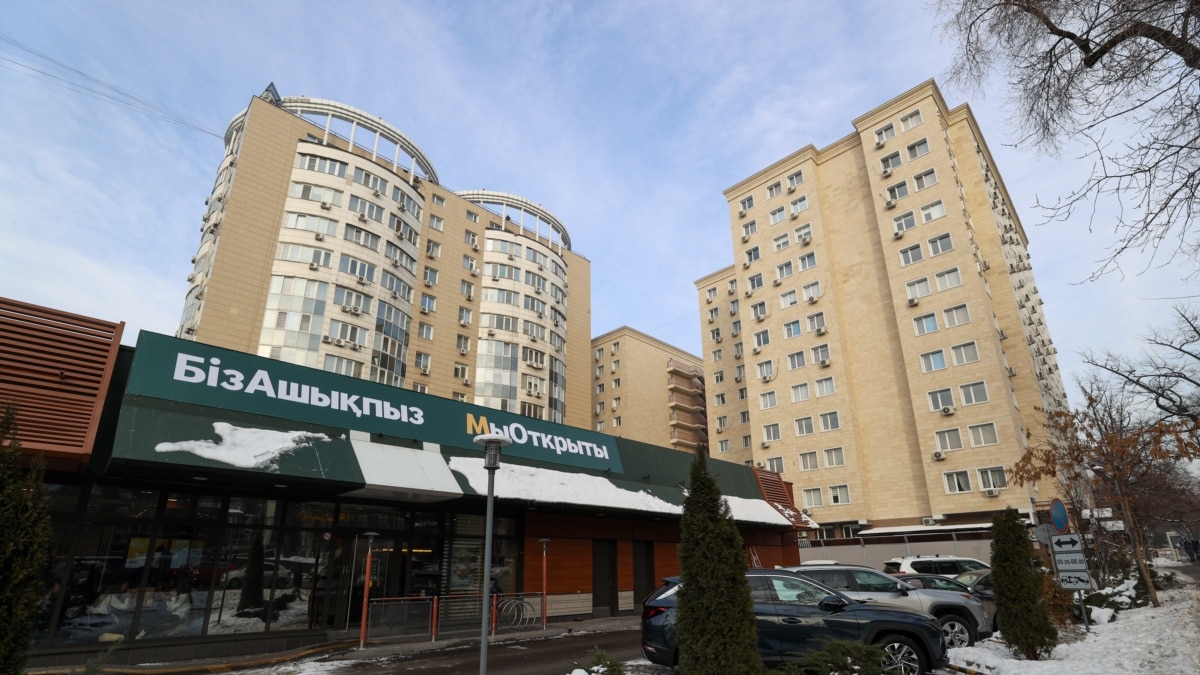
xmin=897 ymin=581 xmax=915 ymax=594
xmin=818 ymin=594 xmax=850 ymax=612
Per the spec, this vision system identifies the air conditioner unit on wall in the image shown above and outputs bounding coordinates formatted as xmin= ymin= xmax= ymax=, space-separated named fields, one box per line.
xmin=941 ymin=406 xmax=956 ymax=416
xmin=815 ymin=326 xmax=827 ymax=336
xmin=922 ymin=517 xmax=938 ymax=526
xmin=907 ymin=297 xmax=919 ymax=307
xmin=932 ymin=450 xmax=946 ymax=461
xmin=984 ymin=488 xmax=1000 ymax=498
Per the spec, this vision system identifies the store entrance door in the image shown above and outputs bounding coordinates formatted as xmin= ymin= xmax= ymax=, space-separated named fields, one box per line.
xmin=313 ymin=532 xmax=404 ymax=632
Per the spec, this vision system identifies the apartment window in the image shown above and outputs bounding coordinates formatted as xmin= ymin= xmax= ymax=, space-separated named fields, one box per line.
xmin=417 ymin=322 xmax=434 ymax=340
xmin=781 ymin=321 xmax=800 ymax=339
xmin=423 ymin=267 xmax=439 ymax=285
xmin=414 ymin=352 xmax=431 ymax=370
xmin=710 ymin=328 xmax=722 ymax=342
xmin=824 ymin=447 xmax=845 ymax=467
xmin=465 ymin=210 xmax=480 ymax=223
xmin=425 ymin=214 xmax=443 ymax=232
xmin=881 ymin=152 xmax=902 ymax=171
xmin=921 ymin=349 xmax=947 ymax=372
xmin=295 ymin=153 xmax=348 ymax=177
xmin=748 ymin=273 xmax=764 ymax=290
xmin=712 ymin=348 xmax=723 ymax=361
xmin=766 ymin=456 xmax=784 ymax=472
xmin=767 ymin=181 xmax=782 ymax=198
xmin=751 ymin=301 xmax=767 ymax=317
xmin=812 ymin=343 xmax=830 ymax=362
xmin=420 ymin=294 xmax=436 ymax=312
xmin=952 ymin=341 xmax=980 ymax=365
xmin=788 ymin=170 xmax=805 ymax=188
xmin=876 ymin=124 xmax=896 ymax=144
xmin=763 ymin=423 xmax=782 ymax=442
xmin=914 ymin=169 xmax=938 ymax=190
xmin=791 ymin=382 xmax=810 ymax=402
xmin=906 ymin=277 xmax=931 ymax=299
xmin=935 ymin=267 xmax=962 ymax=290
xmin=753 ymin=330 xmax=770 ymax=348
xmin=900 ymin=109 xmax=923 ymax=131
xmin=798 ymin=451 xmax=819 ymax=471
xmin=344 ymin=224 xmax=380 ymax=251
xmin=734 ymin=343 xmax=744 ymax=359
xmin=819 ymin=411 xmax=840 ymax=431
xmin=914 ymin=313 xmax=938 ymax=336
xmin=961 ymin=381 xmax=989 ymax=405
xmin=777 ymin=261 xmax=794 ymax=279
xmin=936 ymin=428 xmax=964 ymax=452
xmin=739 ymin=196 xmax=755 ymax=212
xmin=730 ymin=299 xmax=740 ymax=314
xmin=715 ymin=415 xmax=729 ymax=431
xmin=613 ymin=377 xmax=621 ymax=388
xmin=887 ymin=181 xmax=910 ymax=201
xmin=894 ymin=211 xmax=916 ymax=233
xmin=714 ymin=393 xmax=726 ymax=406
xmin=795 ymin=416 xmax=814 ymax=436
xmin=596 ymin=382 xmax=605 ymax=395
xmin=929 ymin=233 xmax=953 ymax=256
xmin=770 ymin=207 xmax=786 ymax=225
xmin=979 ymin=466 xmax=1008 ymax=490
xmin=717 ymin=439 xmax=730 ymax=454
xmin=900 ymin=244 xmax=924 ymax=266
xmin=427 ymin=194 xmax=444 ymax=207
xmin=944 ymin=304 xmax=970 ymax=327
xmin=929 ymin=388 xmax=954 ymax=410
xmin=728 ymin=279 xmax=738 ymax=294
xmin=945 ymin=471 xmax=971 ymax=494
xmin=907 ymin=138 xmax=931 ymax=160
xmin=713 ymin=370 xmax=725 ymax=384
xmin=453 ymin=392 xmax=467 ymax=402
xmin=829 ymin=485 xmax=850 ymax=505
xmin=921 ymin=200 xmax=946 ymax=223
xmin=807 ymin=312 xmax=826 ymax=332
xmin=970 ymin=422 xmax=1000 ymax=447
xmin=803 ymin=487 xmax=823 ymax=507
xmin=795 ymin=223 xmax=812 ymax=241
xmin=780 ymin=290 xmax=798 ymax=308
xmin=742 ymin=435 xmax=752 ymax=449
xmin=773 ymin=234 xmax=791 ymax=252
xmin=790 ymin=196 xmax=809 ymax=215
xmin=613 ymin=416 xmax=622 ymax=428
xmin=738 ymin=387 xmax=748 ymax=400
xmin=708 ymin=308 xmax=722 ymax=324
xmin=816 ymin=376 xmax=836 ymax=397
xmin=742 ymin=221 xmax=758 ymax=238
xmin=802 ymin=281 xmax=821 ymax=301
xmin=757 ymin=360 xmax=775 ymax=378
xmin=798 ymin=252 xmax=817 ymax=270
xmin=760 ymin=391 xmax=777 ymax=409
xmin=706 ymin=287 xmax=719 ymax=303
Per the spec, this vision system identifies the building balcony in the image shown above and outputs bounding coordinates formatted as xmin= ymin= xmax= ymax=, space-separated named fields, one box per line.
xmin=667 ymin=358 xmax=704 ymax=378
xmin=667 ymin=376 xmax=703 ymax=395
xmin=669 ymin=411 xmax=706 ymax=430
xmin=667 ymin=393 xmax=705 ymax=413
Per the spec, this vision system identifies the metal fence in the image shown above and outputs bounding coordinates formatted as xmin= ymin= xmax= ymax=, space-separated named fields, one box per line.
xmin=366 ymin=592 xmax=544 ymax=642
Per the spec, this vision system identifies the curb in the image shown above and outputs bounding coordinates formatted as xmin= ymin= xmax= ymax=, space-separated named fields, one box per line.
xmin=945 ymin=664 xmax=993 ymax=675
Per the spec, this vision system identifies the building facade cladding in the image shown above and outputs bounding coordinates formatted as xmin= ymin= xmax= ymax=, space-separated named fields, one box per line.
xmin=589 ymin=326 xmax=707 ymax=451
xmin=697 ymin=80 xmax=1067 ymax=534
xmin=177 ymin=90 xmax=591 ymax=427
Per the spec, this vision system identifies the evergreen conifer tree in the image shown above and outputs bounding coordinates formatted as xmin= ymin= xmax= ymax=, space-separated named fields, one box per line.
xmin=0 ymin=404 xmax=51 ymax=674
xmin=676 ymin=451 xmax=760 ymax=673
xmin=991 ymin=507 xmax=1057 ymax=660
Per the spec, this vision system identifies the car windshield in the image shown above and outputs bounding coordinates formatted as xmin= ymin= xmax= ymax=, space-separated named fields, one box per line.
xmin=955 ymin=571 xmax=988 ymax=585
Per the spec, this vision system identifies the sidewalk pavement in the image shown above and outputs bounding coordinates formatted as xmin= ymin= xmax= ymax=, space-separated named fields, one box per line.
xmin=27 ymin=616 xmax=643 ymax=675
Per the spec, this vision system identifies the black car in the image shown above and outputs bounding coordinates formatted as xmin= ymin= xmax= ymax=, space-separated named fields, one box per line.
xmin=641 ymin=569 xmax=948 ymax=674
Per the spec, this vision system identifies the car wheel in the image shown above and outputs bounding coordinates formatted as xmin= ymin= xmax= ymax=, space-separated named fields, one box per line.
xmin=876 ymin=634 xmax=928 ymax=675
xmin=937 ymin=612 xmax=976 ymax=648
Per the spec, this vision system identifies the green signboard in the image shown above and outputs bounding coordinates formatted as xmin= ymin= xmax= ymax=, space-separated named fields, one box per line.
xmin=121 ymin=332 xmax=623 ymax=473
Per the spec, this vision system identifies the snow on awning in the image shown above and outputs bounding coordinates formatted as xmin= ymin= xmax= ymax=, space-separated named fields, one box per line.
xmin=857 ymin=522 xmax=993 ymax=536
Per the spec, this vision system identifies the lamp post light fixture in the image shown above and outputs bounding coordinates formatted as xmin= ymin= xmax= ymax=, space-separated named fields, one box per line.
xmin=358 ymin=531 xmax=379 ymax=649
xmin=473 ymin=433 xmax=510 ymax=675
xmin=1091 ymin=465 xmax=1160 ymax=607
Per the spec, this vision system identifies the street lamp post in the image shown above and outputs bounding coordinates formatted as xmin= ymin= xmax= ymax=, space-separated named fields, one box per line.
xmin=1092 ymin=465 xmax=1160 ymax=607
xmin=474 ymin=433 xmax=510 ymax=675
xmin=358 ymin=531 xmax=379 ymax=649
xmin=539 ymin=538 xmax=550 ymax=628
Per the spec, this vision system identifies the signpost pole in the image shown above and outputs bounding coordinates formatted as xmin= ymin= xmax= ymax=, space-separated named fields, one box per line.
xmin=1077 ymin=590 xmax=1089 ymax=633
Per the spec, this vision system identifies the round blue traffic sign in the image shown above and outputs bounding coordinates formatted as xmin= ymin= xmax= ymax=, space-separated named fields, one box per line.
xmin=1050 ymin=498 xmax=1069 ymax=534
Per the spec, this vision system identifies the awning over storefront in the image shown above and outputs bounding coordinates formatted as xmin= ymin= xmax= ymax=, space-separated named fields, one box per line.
xmin=338 ymin=432 xmax=463 ymax=502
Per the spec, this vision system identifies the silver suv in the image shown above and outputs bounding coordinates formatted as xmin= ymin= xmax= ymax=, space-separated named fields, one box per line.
xmin=782 ymin=563 xmax=990 ymax=648
xmin=884 ymin=555 xmax=990 ymax=577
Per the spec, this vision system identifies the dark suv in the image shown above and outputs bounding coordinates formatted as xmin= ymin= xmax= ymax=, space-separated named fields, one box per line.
xmin=641 ymin=569 xmax=948 ymax=674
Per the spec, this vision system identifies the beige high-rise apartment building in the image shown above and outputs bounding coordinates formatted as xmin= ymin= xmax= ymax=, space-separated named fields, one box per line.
xmin=179 ymin=86 xmax=592 ymax=428
xmin=696 ymin=80 xmax=1067 ymax=535
xmin=590 ymin=327 xmax=706 ymax=452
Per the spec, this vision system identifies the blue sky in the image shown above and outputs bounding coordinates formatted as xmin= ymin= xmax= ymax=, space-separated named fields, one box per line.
xmin=0 ymin=1 xmax=1192 ymax=395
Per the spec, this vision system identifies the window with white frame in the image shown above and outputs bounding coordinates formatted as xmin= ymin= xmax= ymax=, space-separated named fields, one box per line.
xmin=780 ymin=290 xmax=798 ymax=307
xmin=411 ymin=382 xmax=428 ymax=394
xmin=760 ymin=391 xmax=777 ymax=409
xmin=749 ymin=273 xmax=764 ymax=290
xmin=807 ymin=312 xmax=826 ymax=331
xmin=788 ymin=170 xmax=805 ymax=188
xmin=740 ymin=411 xmax=751 ymax=424
xmin=887 ymin=182 xmax=910 ymax=201
xmin=907 ymin=277 xmax=931 ymax=299
xmin=777 ymin=261 xmax=794 ymax=279
xmin=708 ymin=307 xmax=719 ymax=322
xmin=428 ymin=214 xmax=444 ymax=231
xmin=803 ymin=487 xmax=823 ymax=507
xmin=945 ymin=471 xmax=971 ymax=494
xmin=791 ymin=196 xmax=809 ymax=215
xmin=894 ymin=211 xmax=916 ymax=233
xmin=829 ymin=485 xmax=850 ymax=504
xmin=773 ymin=233 xmax=791 ymax=252
xmin=712 ymin=348 xmax=723 ymax=361
xmin=767 ymin=182 xmax=782 ymax=198
xmin=795 ymin=223 xmax=812 ymax=241
xmin=798 ymin=252 xmax=817 ymax=270
xmin=739 ymin=195 xmax=754 ymax=211
xmin=754 ymin=329 xmax=770 ymax=348
xmin=819 ymin=411 xmax=840 ymax=431
xmin=876 ymin=124 xmax=896 ymax=144
xmin=763 ymin=423 xmax=781 ymax=442
xmin=746 ymin=247 xmax=761 ymax=264
xmin=795 ymin=416 xmax=814 ymax=435
xmin=943 ymin=304 xmax=970 ymax=327
xmin=757 ymin=360 xmax=775 ymax=378
xmin=713 ymin=392 xmax=726 ymax=406
xmin=706 ymin=287 xmax=718 ymax=302
xmin=712 ymin=370 xmax=725 ymax=384
xmin=466 ymin=210 xmax=480 ymax=223
xmin=742 ymin=435 xmax=752 ymax=449
xmin=751 ymin=300 xmax=767 ymax=317
xmin=936 ymin=428 xmax=964 ymax=451
xmin=935 ymin=267 xmax=962 ymax=290
xmin=907 ymin=138 xmax=931 ymax=160
xmin=787 ymin=350 xmax=807 ymax=369
xmin=766 ymin=456 xmax=784 ymax=472
xmin=417 ymin=322 xmax=434 ymax=340
xmin=800 ymin=451 xmax=819 ymax=471
xmin=770 ymin=207 xmax=786 ymax=225
xmin=921 ymin=349 xmax=947 ymax=372
xmin=914 ymin=313 xmax=938 ymax=335
xmin=738 ymin=387 xmax=748 ymax=400
xmin=730 ymin=299 xmax=740 ymax=313
xmin=323 ymin=354 xmax=363 ymax=377
xmin=929 ymin=233 xmax=953 ymax=256
xmin=824 ymin=447 xmax=845 ymax=467
xmin=900 ymin=244 xmax=924 ymax=266
xmin=914 ymin=169 xmax=938 ymax=190
xmin=979 ymin=466 xmax=1008 ymax=490
xmin=812 ymin=343 xmax=830 ymax=362
xmin=970 ymin=422 xmax=999 ymax=447
xmin=717 ymin=439 xmax=730 ymax=453
xmin=784 ymin=320 xmax=802 ymax=338
xmin=952 ymin=341 xmax=980 ymax=365
xmin=742 ymin=221 xmax=758 ymax=238
xmin=881 ymin=152 xmax=902 ymax=171
xmin=900 ymin=109 xmax=923 ymax=131
xmin=816 ymin=376 xmax=835 ymax=396
xmin=728 ymin=279 xmax=738 ymax=294
xmin=715 ymin=415 xmax=728 ymax=430
xmin=423 ymin=267 xmax=439 ymax=285
xmin=929 ymin=388 xmax=954 ymax=410
xmin=921 ymin=200 xmax=946 ymax=222
xmin=961 ymin=381 xmax=988 ymax=405
xmin=791 ymin=382 xmax=810 ymax=401
xmin=802 ymin=281 xmax=821 ymax=301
